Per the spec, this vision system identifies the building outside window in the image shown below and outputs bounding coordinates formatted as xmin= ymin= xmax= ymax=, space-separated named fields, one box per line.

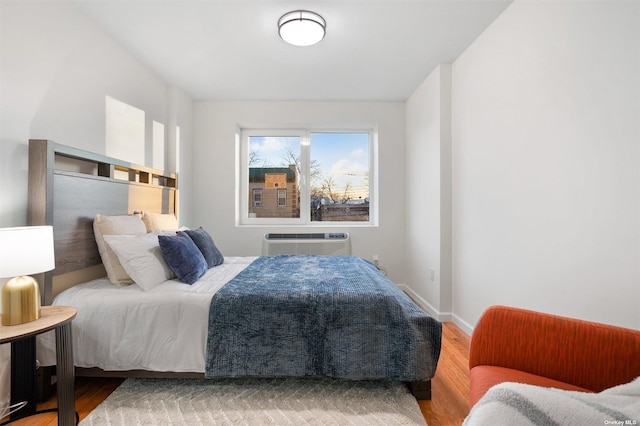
xmin=248 ymin=166 xmax=297 ymax=218
xmin=239 ymin=129 xmax=375 ymax=225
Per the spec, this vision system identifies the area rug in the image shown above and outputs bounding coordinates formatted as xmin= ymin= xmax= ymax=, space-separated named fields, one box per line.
xmin=79 ymin=377 xmax=426 ymax=425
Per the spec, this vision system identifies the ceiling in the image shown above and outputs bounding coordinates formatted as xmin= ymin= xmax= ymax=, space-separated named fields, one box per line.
xmin=74 ymin=0 xmax=512 ymax=102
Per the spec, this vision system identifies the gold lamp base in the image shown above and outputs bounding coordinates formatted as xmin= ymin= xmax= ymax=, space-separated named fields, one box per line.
xmin=1 ymin=275 xmax=41 ymax=326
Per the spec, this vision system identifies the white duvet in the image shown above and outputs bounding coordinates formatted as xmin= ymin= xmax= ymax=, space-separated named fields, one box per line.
xmin=36 ymin=257 xmax=256 ymax=373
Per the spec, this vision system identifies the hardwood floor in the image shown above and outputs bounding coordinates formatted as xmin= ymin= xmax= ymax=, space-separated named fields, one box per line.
xmin=419 ymin=322 xmax=472 ymax=425
xmin=6 ymin=322 xmax=471 ymax=426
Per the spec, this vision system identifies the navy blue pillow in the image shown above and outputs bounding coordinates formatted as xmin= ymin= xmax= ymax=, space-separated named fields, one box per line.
xmin=158 ymin=232 xmax=207 ymax=284
xmin=184 ymin=227 xmax=224 ymax=268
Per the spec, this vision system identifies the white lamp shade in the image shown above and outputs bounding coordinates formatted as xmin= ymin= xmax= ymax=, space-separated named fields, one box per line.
xmin=0 ymin=226 xmax=55 ymax=278
xmin=278 ymin=10 xmax=326 ymax=47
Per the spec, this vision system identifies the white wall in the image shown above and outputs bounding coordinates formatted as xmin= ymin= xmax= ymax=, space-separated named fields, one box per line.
xmin=450 ymin=1 xmax=640 ymax=330
xmin=0 ymin=1 xmax=193 ymax=228
xmin=167 ymin=87 xmax=195 ymax=226
xmin=0 ymin=0 xmax=193 ymax=410
xmin=405 ymin=65 xmax=453 ymax=318
xmin=192 ymin=101 xmax=407 ymax=283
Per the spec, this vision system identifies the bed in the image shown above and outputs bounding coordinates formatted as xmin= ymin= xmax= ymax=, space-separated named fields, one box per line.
xmin=29 ymin=139 xmax=442 ymax=399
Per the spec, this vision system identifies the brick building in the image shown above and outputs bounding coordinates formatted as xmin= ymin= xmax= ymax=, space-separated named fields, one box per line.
xmin=248 ymin=165 xmax=299 ymax=218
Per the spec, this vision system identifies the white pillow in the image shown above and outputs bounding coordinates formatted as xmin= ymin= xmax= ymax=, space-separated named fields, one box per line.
xmin=93 ymin=214 xmax=147 ymax=285
xmin=141 ymin=212 xmax=179 ymax=233
xmin=103 ymin=233 xmax=174 ymax=291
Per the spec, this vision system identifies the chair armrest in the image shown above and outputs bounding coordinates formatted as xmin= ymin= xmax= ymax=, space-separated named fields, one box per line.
xmin=469 ymin=305 xmax=640 ymax=392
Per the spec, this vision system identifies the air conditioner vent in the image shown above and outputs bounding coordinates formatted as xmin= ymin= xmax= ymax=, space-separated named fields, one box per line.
xmin=265 ymin=233 xmax=348 ymax=240
xmin=262 ymin=233 xmax=351 ymax=256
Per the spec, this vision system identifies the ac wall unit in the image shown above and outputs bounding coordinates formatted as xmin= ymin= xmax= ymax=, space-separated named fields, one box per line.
xmin=262 ymin=233 xmax=351 ymax=256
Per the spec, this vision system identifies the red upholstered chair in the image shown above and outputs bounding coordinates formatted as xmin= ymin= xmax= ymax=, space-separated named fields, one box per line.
xmin=468 ymin=305 xmax=640 ymax=408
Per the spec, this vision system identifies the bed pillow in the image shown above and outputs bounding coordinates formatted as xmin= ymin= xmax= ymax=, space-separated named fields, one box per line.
xmin=103 ymin=233 xmax=175 ymax=291
xmin=93 ymin=214 xmax=147 ymax=285
xmin=158 ymin=232 xmax=208 ymax=284
xmin=184 ymin=227 xmax=224 ymax=268
xmin=141 ymin=212 xmax=179 ymax=233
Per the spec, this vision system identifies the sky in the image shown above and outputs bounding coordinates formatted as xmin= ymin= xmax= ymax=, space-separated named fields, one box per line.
xmin=249 ymin=132 xmax=370 ymax=200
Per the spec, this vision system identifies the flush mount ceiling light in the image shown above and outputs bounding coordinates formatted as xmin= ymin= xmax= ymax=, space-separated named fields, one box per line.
xmin=278 ymin=10 xmax=326 ymax=47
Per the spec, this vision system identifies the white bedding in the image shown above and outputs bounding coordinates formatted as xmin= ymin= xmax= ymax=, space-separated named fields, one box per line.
xmin=37 ymin=257 xmax=256 ymax=372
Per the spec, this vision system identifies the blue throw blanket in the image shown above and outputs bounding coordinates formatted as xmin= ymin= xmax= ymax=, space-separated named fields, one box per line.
xmin=205 ymin=256 xmax=441 ymax=381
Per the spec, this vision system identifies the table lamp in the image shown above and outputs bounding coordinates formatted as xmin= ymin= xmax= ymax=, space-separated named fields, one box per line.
xmin=0 ymin=226 xmax=55 ymax=326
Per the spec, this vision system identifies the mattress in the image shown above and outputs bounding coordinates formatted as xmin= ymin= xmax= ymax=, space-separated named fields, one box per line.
xmin=36 ymin=257 xmax=256 ymax=372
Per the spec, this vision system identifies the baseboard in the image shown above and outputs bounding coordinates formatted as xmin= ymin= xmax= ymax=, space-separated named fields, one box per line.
xmin=450 ymin=313 xmax=474 ymax=336
xmin=397 ymin=284 xmax=451 ymax=322
xmin=397 ymin=284 xmax=474 ymax=336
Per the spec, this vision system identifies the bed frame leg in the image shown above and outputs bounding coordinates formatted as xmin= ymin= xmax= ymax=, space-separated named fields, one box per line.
xmin=407 ymin=379 xmax=432 ymax=400
xmin=37 ymin=365 xmax=56 ymax=402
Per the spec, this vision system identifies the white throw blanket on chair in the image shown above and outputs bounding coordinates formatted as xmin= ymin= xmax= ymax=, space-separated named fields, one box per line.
xmin=464 ymin=377 xmax=640 ymax=426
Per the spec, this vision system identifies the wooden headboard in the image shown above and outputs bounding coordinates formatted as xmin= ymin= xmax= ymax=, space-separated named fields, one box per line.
xmin=27 ymin=139 xmax=178 ymax=305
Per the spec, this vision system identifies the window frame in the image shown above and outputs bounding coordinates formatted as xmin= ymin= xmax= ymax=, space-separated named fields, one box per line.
xmin=238 ymin=127 xmax=377 ymax=227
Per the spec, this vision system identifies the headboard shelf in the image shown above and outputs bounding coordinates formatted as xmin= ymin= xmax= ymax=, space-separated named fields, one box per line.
xmin=45 ymin=140 xmax=177 ymax=187
xmin=27 ymin=139 xmax=179 ymax=304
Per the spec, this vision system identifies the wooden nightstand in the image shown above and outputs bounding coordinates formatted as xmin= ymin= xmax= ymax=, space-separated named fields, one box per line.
xmin=0 ymin=306 xmax=77 ymax=425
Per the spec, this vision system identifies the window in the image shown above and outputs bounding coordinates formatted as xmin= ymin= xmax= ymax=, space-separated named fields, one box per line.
xmin=309 ymin=132 xmax=370 ymax=223
xmin=239 ymin=128 xmax=375 ymax=225
xmin=277 ymin=189 xmax=287 ymax=207
xmin=252 ymin=189 xmax=262 ymax=208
